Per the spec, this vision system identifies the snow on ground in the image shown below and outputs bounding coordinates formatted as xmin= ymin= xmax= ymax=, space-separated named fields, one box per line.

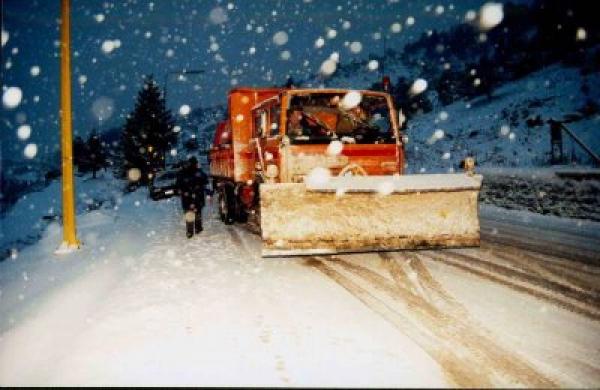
xmin=0 ymin=179 xmax=599 ymax=386
xmin=0 ymin=171 xmax=123 ymax=259
xmin=405 ymin=65 xmax=600 ymax=172
xmin=0 ymin=190 xmax=444 ymax=387
xmin=422 ymin=250 xmax=600 ymax=387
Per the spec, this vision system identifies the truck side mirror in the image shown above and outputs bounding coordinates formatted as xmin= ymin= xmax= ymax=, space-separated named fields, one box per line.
xmin=398 ymin=110 xmax=406 ymax=129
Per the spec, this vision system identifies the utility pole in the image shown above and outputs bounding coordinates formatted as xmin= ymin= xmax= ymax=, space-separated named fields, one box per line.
xmin=57 ymin=0 xmax=79 ymax=253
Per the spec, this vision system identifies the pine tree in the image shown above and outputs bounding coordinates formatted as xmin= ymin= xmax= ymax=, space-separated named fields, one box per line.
xmin=121 ymin=76 xmax=176 ymax=185
xmin=87 ymin=130 xmax=107 ymax=179
xmin=73 ymin=136 xmax=89 ymax=173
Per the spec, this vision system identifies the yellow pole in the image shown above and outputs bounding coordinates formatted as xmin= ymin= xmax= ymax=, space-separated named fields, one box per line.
xmin=59 ymin=0 xmax=79 ymax=249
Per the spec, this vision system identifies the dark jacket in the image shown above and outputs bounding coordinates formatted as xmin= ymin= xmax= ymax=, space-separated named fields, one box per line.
xmin=176 ymin=165 xmax=208 ymax=211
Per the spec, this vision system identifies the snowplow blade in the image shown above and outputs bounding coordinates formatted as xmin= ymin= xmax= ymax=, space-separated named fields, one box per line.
xmin=260 ymin=174 xmax=482 ymax=257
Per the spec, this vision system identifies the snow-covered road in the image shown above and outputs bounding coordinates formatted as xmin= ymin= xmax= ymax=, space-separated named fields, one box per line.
xmin=0 ymin=192 xmax=599 ymax=387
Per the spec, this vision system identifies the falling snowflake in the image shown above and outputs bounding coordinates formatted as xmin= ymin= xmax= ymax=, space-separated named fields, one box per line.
xmin=1 ymin=29 xmax=8 ymax=47
xmin=339 ymin=90 xmax=362 ymax=110
xmin=208 ymin=7 xmax=228 ymax=24
xmin=30 ymin=66 xmax=41 ymax=77
xmin=478 ymin=2 xmax=503 ymax=31
xmin=315 ymin=37 xmax=325 ymax=48
xmin=409 ymin=78 xmax=428 ymax=95
xmin=280 ymin=50 xmax=291 ymax=60
xmin=17 ymin=124 xmax=32 ymax=140
xmin=101 ymin=40 xmax=115 ymax=54
xmin=367 ymin=60 xmax=379 ymax=71
xmin=272 ymin=31 xmax=288 ymax=46
xmin=127 ymin=168 xmax=140 ymax=181
xmin=91 ymin=97 xmax=115 ymax=121
xmin=24 ymin=143 xmax=38 ymax=159
xmin=2 ymin=86 xmax=23 ymax=109
xmin=179 ymin=105 xmax=191 ymax=116
xmin=320 ymin=58 xmax=337 ymax=76
xmin=326 ymin=140 xmax=343 ymax=156
xmin=465 ymin=10 xmax=477 ymax=22
xmin=349 ymin=41 xmax=362 ymax=54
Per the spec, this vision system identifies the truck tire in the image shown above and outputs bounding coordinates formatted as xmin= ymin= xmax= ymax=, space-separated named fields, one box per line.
xmin=235 ymin=203 xmax=248 ymax=223
xmin=218 ymin=184 xmax=236 ymax=225
xmin=234 ymin=184 xmax=249 ymax=223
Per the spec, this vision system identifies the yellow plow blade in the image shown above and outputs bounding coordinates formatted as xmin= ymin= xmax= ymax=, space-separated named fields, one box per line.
xmin=260 ymin=174 xmax=482 ymax=257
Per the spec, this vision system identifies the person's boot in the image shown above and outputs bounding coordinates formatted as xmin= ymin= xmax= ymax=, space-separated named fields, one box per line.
xmin=195 ymin=214 xmax=203 ymax=233
xmin=186 ymin=221 xmax=194 ymax=238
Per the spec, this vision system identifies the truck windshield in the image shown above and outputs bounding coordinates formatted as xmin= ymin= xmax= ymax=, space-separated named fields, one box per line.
xmin=286 ymin=92 xmax=394 ymax=144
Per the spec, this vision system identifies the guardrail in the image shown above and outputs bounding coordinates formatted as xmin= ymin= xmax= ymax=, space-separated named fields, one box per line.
xmin=549 ymin=119 xmax=600 ymax=166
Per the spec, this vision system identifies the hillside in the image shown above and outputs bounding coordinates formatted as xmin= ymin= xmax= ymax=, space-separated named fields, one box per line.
xmin=405 ymin=65 xmax=600 ymax=172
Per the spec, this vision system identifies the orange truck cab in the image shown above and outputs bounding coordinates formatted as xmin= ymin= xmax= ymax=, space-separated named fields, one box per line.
xmin=209 ymin=87 xmax=404 ymax=224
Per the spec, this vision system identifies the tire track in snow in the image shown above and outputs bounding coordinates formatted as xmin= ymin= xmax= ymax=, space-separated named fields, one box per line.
xmin=477 ymin=244 xmax=600 ymax=297
xmin=482 ymin=242 xmax=600 ymax=277
xmin=480 ymin=242 xmax=600 ymax=301
xmin=446 ymin=249 xmax=600 ymax=307
xmin=382 ymin=251 xmax=469 ymax=318
xmin=305 ymin=255 xmax=556 ymax=388
xmin=304 ymin=257 xmax=491 ymax=388
xmin=421 ymin=251 xmax=600 ymax=321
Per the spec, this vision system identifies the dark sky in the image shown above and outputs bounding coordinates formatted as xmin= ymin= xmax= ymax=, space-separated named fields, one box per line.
xmin=1 ymin=0 xmax=520 ymax=164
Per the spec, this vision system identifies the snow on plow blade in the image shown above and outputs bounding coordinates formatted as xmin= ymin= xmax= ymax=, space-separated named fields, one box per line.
xmin=260 ymin=173 xmax=483 ymax=257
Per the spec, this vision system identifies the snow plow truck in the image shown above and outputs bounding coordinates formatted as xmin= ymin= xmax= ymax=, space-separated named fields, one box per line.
xmin=209 ymin=87 xmax=482 ymax=257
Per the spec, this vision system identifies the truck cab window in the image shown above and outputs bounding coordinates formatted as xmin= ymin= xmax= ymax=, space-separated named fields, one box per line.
xmin=286 ymin=92 xmax=394 ymax=145
xmin=269 ymin=105 xmax=281 ymax=137
xmin=253 ymin=110 xmax=265 ymax=138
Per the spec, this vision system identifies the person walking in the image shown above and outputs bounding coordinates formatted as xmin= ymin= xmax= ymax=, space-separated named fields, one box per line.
xmin=176 ymin=156 xmax=208 ymax=238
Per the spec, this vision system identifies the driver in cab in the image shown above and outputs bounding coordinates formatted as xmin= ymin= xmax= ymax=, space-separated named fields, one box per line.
xmin=288 ymin=109 xmax=327 ymax=138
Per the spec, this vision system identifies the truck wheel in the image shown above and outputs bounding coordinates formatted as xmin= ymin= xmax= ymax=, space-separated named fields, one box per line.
xmin=235 ymin=203 xmax=248 ymax=223
xmin=219 ymin=185 xmax=235 ymax=225
xmin=218 ymin=191 xmax=226 ymax=222
xmin=234 ymin=184 xmax=249 ymax=223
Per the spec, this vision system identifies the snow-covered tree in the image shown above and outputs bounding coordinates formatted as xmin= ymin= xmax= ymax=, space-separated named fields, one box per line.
xmin=121 ymin=76 xmax=176 ymax=185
